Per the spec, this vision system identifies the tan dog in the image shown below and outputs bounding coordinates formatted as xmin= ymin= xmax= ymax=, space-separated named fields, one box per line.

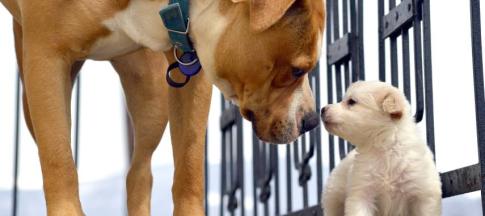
xmin=321 ymin=81 xmax=441 ymax=216
xmin=0 ymin=0 xmax=325 ymax=215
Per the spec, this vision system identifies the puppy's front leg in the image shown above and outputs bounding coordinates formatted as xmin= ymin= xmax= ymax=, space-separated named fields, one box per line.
xmin=167 ymin=57 xmax=212 ymax=216
xmin=344 ymin=191 xmax=375 ymax=216
xmin=410 ymin=196 xmax=441 ymax=216
xmin=322 ymin=189 xmax=345 ymax=216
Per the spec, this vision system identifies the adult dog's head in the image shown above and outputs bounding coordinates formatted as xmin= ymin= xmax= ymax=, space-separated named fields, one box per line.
xmin=191 ymin=0 xmax=325 ymax=144
xmin=321 ymin=81 xmax=411 ymax=145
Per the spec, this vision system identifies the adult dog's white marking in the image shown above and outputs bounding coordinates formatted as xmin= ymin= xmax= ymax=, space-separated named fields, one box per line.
xmin=190 ymin=0 xmax=231 ymax=96
xmin=89 ymin=0 xmax=172 ymax=60
xmin=288 ymin=86 xmax=303 ymax=122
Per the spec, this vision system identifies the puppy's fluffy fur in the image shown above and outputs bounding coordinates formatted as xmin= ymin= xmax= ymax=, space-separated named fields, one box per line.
xmin=321 ymin=81 xmax=441 ymax=216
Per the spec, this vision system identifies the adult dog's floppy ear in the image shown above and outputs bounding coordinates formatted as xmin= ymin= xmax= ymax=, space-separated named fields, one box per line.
xmin=381 ymin=90 xmax=406 ymax=120
xmin=232 ymin=0 xmax=297 ymax=32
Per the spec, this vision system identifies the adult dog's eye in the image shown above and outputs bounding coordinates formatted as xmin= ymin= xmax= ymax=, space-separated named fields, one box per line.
xmin=348 ymin=99 xmax=357 ymax=106
xmin=292 ymin=68 xmax=306 ymax=78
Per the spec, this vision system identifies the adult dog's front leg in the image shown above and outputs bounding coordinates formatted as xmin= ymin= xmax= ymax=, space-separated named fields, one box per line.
xmin=168 ymin=63 xmax=212 ymax=216
xmin=111 ymin=49 xmax=169 ymax=216
xmin=22 ymin=46 xmax=83 ymax=215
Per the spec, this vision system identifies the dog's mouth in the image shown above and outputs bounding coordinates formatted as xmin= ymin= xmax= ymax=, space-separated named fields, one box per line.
xmin=323 ymin=120 xmax=338 ymax=132
xmin=323 ymin=121 xmax=332 ymax=127
xmin=323 ymin=119 xmax=337 ymax=125
xmin=251 ymin=119 xmax=298 ymax=144
xmin=246 ymin=112 xmax=301 ymax=144
xmin=321 ymin=115 xmax=335 ymax=125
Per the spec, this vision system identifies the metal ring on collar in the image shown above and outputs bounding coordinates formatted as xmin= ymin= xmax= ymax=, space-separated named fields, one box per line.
xmin=166 ymin=62 xmax=190 ymax=88
xmin=173 ymin=47 xmax=199 ymax=66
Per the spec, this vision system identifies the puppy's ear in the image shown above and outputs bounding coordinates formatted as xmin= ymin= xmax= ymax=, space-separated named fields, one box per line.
xmin=381 ymin=90 xmax=406 ymax=120
xmin=232 ymin=0 xmax=297 ymax=32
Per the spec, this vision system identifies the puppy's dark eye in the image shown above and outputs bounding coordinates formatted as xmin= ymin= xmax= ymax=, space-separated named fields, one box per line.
xmin=292 ymin=68 xmax=306 ymax=78
xmin=348 ymin=99 xmax=357 ymax=106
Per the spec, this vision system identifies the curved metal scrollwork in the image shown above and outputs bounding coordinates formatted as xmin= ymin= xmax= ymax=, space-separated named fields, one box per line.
xmin=219 ymin=99 xmax=245 ymax=216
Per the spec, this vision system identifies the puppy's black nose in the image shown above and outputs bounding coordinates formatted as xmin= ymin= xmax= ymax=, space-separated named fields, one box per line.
xmin=321 ymin=106 xmax=328 ymax=119
xmin=300 ymin=112 xmax=320 ymax=134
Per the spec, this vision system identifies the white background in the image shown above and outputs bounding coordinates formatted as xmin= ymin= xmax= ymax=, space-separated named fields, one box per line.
xmin=0 ymin=0 xmax=484 ymax=215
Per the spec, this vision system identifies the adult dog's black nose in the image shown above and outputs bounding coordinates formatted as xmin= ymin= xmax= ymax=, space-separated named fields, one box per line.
xmin=300 ymin=112 xmax=320 ymax=134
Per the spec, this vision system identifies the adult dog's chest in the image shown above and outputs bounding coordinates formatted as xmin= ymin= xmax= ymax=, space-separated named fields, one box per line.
xmin=88 ymin=0 xmax=171 ymax=60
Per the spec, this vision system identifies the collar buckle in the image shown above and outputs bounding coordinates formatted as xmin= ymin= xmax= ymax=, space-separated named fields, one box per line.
xmin=166 ymin=18 xmax=191 ymax=35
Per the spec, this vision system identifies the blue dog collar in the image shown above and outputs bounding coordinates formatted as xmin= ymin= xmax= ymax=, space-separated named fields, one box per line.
xmin=159 ymin=0 xmax=202 ymax=88
xmin=159 ymin=0 xmax=192 ymax=52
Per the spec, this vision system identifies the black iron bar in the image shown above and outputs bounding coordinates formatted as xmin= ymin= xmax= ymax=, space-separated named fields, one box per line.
xmin=422 ymin=0 xmax=435 ymax=155
xmin=412 ymin=2 xmax=425 ymax=122
xmin=262 ymin=144 xmax=269 ymax=216
xmin=327 ymin=99 xmax=335 ymax=171
xmin=343 ymin=0 xmax=349 ymax=33
xmin=252 ymin=134 xmax=259 ymax=216
xmin=332 ymin=0 xmax=340 ymax=41
xmin=301 ymin=135 xmax=308 ymax=208
xmin=286 ymin=144 xmax=292 ymax=213
xmin=470 ymin=0 xmax=485 ymax=211
xmin=273 ymin=146 xmax=280 ymax=216
xmin=390 ymin=0 xmax=399 ymax=87
xmin=228 ymin=116 xmax=234 ymax=216
xmin=326 ymin=0 xmax=335 ymax=172
xmin=12 ymin=72 xmax=21 ymax=216
xmin=292 ymin=140 xmax=300 ymax=171
xmin=237 ymin=113 xmax=245 ymax=216
xmin=378 ymin=0 xmax=386 ymax=81
xmin=358 ymin=0 xmax=365 ymax=79
xmin=349 ymin=0 xmax=357 ymax=82
xmin=350 ymin=0 xmax=363 ymax=81
xmin=402 ymin=29 xmax=411 ymax=101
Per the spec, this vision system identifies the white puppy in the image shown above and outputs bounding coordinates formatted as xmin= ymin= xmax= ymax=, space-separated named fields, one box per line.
xmin=320 ymin=81 xmax=441 ymax=216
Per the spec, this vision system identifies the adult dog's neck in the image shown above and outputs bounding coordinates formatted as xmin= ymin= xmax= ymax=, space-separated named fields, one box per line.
xmin=88 ymin=0 xmax=229 ymax=60
xmin=189 ymin=0 xmax=233 ymax=92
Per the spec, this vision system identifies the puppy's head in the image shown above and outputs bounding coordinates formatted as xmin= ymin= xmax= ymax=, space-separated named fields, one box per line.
xmin=320 ymin=81 xmax=410 ymax=145
xmin=193 ymin=0 xmax=325 ymax=144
